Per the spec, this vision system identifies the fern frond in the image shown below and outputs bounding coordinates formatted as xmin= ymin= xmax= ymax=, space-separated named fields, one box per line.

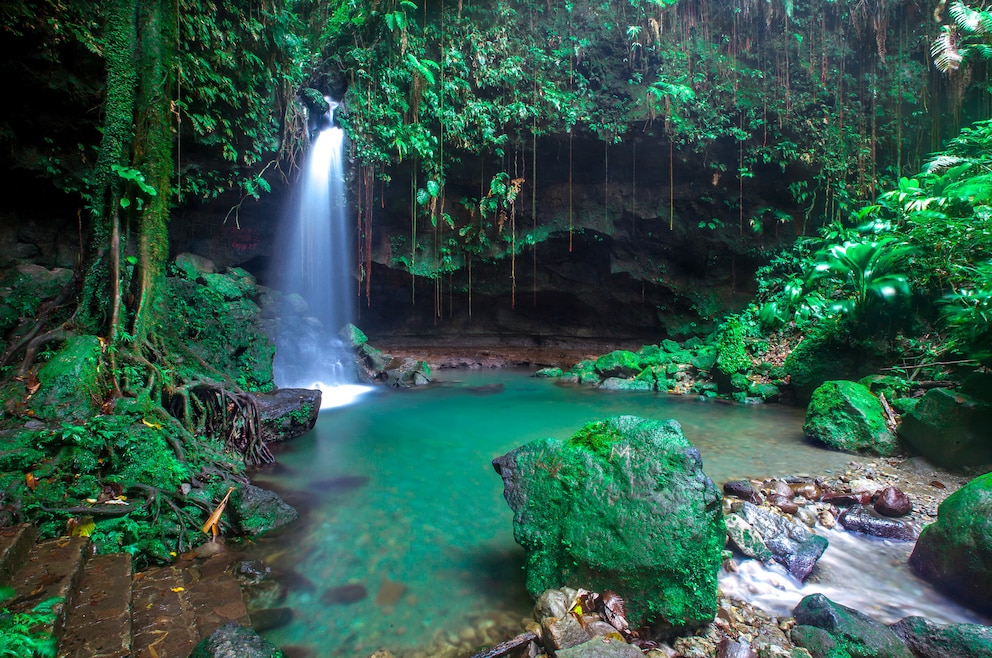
xmin=932 ymin=25 xmax=965 ymax=71
xmin=924 ymin=154 xmax=966 ymax=173
xmin=949 ymin=1 xmax=985 ymax=32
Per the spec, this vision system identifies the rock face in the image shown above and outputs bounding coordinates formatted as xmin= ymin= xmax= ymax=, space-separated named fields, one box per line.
xmin=790 ymin=594 xmax=914 ymax=658
xmin=492 ymin=416 xmax=725 ymax=637
xmin=898 ymin=387 xmax=992 ymax=468
xmin=803 ymin=380 xmax=899 ymax=456
xmin=909 ymin=472 xmax=992 ymax=616
xmin=250 ymin=388 xmax=322 ymax=442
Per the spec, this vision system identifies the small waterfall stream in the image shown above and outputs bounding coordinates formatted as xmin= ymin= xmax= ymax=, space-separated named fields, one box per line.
xmin=273 ymin=99 xmax=372 ymax=408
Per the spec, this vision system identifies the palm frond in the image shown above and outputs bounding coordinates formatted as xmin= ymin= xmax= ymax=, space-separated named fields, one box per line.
xmin=932 ymin=25 xmax=964 ymax=72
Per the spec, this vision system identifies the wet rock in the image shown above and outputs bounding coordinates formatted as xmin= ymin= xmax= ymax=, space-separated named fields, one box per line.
xmin=724 ymin=480 xmax=761 ymax=504
xmin=821 ymin=491 xmax=872 ymax=506
xmin=899 ymin=388 xmax=992 ymax=468
xmin=493 ymin=416 xmax=725 ymax=637
xmin=717 ymin=637 xmax=757 ymax=658
xmin=595 ymin=350 xmax=643 ymax=378
xmin=556 ymin=635 xmax=645 ymax=657
xmin=789 ymin=482 xmax=823 ymax=501
xmin=847 ymin=478 xmax=878 ymax=495
xmin=795 ymin=506 xmax=818 ymax=528
xmin=542 ymin=614 xmax=592 ymax=651
xmin=230 ymin=484 xmax=299 ymax=537
xmin=534 ymin=588 xmax=572 ymax=620
xmin=838 ymin=505 xmax=916 ymax=541
xmin=767 ymin=480 xmax=794 ymax=498
xmin=320 ymin=583 xmax=368 ymax=605
xmin=767 ymin=494 xmax=799 ymax=515
xmin=874 ymin=486 xmax=912 ymax=517
xmin=189 ymin=621 xmax=283 ymax=658
xmin=803 ymin=380 xmax=900 ymax=456
xmin=382 ymin=356 xmax=432 ymax=387
xmin=734 ymin=502 xmax=828 ymax=581
xmin=816 ymin=508 xmax=836 ymax=529
xmin=535 ymin=367 xmax=564 ymax=378
xmin=889 ymin=615 xmax=992 ymax=658
xmin=791 ymin=594 xmax=914 ymax=658
xmin=909 ymin=472 xmax=992 ymax=616
xmin=725 ymin=514 xmax=773 ymax=561
xmin=251 ymin=388 xmax=322 ymax=443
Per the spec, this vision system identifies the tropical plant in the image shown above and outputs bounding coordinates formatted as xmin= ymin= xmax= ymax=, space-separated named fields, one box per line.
xmin=0 ymin=588 xmax=60 ymax=658
xmin=931 ymin=1 xmax=992 ymax=72
xmin=805 ymin=238 xmax=915 ymax=320
xmin=940 ymin=260 xmax=992 ymax=365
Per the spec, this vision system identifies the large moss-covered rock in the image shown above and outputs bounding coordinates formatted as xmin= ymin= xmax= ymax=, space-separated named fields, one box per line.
xmin=492 ymin=416 xmax=725 ymax=637
xmin=909 ymin=473 xmax=992 ymax=616
xmin=29 ymin=335 xmax=103 ymax=421
xmin=250 ymin=388 xmax=321 ymax=442
xmin=898 ymin=388 xmax=992 ymax=468
xmin=803 ymin=380 xmax=899 ymax=456
xmin=594 ymin=350 xmax=642 ymax=378
xmin=790 ymin=593 xmax=914 ymax=658
xmin=784 ymin=321 xmax=867 ymax=403
xmin=889 ymin=615 xmax=992 ymax=658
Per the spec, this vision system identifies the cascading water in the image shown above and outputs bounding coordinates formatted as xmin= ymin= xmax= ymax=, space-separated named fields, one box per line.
xmin=273 ymin=99 xmax=372 ymax=408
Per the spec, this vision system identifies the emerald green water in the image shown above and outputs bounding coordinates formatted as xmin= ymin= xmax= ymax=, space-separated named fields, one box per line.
xmin=250 ymin=369 xmax=852 ymax=657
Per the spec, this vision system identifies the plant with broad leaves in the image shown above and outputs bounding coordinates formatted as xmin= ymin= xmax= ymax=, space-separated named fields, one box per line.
xmin=806 ymin=238 xmax=915 ymax=320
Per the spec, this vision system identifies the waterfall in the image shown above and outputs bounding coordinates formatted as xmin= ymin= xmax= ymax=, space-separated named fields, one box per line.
xmin=273 ymin=99 xmax=372 ymax=409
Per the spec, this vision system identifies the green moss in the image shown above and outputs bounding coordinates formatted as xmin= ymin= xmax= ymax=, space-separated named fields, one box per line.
xmin=716 ymin=315 xmax=750 ymax=376
xmin=30 ymin=336 xmax=105 ymax=421
xmin=568 ymin=420 xmax=623 ymax=455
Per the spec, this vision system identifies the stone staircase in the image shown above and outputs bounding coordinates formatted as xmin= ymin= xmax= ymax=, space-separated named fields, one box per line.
xmin=1 ymin=524 xmax=251 ymax=658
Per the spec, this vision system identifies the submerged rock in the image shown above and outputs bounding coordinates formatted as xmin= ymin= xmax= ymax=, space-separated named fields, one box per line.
xmin=493 ymin=416 xmax=725 ymax=637
xmin=909 ymin=472 xmax=992 ymax=616
xmin=803 ymin=380 xmax=899 ymax=456
xmin=790 ymin=593 xmax=914 ymax=658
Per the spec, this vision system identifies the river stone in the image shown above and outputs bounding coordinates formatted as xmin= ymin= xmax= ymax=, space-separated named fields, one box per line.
xmin=250 ymin=388 xmax=321 ymax=442
xmin=231 ymin=484 xmax=299 ymax=537
xmin=889 ymin=615 xmax=992 ymax=658
xmin=734 ymin=502 xmax=828 ymax=581
xmin=838 ymin=505 xmax=916 ymax=541
xmin=791 ymin=593 xmax=914 ymax=658
xmin=873 ymin=486 xmax=912 ymax=517
xmin=724 ymin=479 xmax=761 ymax=504
xmin=898 ymin=388 xmax=992 ymax=469
xmin=599 ymin=377 xmax=652 ymax=391
xmin=492 ymin=416 xmax=725 ymax=637
xmin=725 ymin=513 xmax=774 ymax=561
xmin=803 ymin=380 xmax=899 ymax=456
xmin=909 ymin=472 xmax=992 ymax=616
xmin=555 ymin=636 xmax=645 ymax=657
xmin=190 ymin=622 xmax=282 ymax=658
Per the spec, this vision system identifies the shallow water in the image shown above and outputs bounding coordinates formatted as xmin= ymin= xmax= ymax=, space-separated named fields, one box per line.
xmin=248 ymin=369 xmax=888 ymax=656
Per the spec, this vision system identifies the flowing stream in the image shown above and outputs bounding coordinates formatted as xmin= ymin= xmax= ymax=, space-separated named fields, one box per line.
xmin=240 ymin=368 xmax=983 ymax=657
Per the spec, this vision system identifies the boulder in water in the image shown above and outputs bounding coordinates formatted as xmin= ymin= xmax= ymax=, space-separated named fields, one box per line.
xmin=889 ymin=615 xmax=992 ymax=658
xmin=250 ymin=388 xmax=321 ymax=442
xmin=790 ymin=593 xmax=914 ymax=658
xmin=492 ymin=416 xmax=725 ymax=637
xmin=873 ymin=486 xmax=912 ymax=517
xmin=838 ymin=505 xmax=916 ymax=541
xmin=231 ymin=484 xmax=299 ymax=537
xmin=732 ymin=502 xmax=828 ymax=581
xmin=909 ymin=472 xmax=992 ymax=616
xmin=803 ymin=380 xmax=899 ymax=456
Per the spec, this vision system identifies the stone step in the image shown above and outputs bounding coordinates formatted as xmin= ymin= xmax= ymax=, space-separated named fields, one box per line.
xmin=131 ymin=564 xmax=200 ymax=658
xmin=185 ymin=552 xmax=251 ymax=639
xmin=8 ymin=535 xmax=91 ymax=643
xmin=0 ymin=523 xmax=37 ymax=587
xmin=58 ymin=553 xmax=133 ymax=658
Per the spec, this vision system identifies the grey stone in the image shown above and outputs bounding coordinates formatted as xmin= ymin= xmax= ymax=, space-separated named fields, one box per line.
xmin=556 ymin=636 xmax=644 ymax=657
xmin=189 ymin=622 xmax=283 ymax=658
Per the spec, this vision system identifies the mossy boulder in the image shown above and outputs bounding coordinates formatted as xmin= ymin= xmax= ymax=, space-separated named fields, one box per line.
xmin=492 ymin=416 xmax=725 ymax=637
xmin=889 ymin=615 xmax=992 ymax=658
xmin=784 ymin=321 xmax=867 ymax=403
xmin=30 ymin=335 xmax=103 ymax=421
xmin=803 ymin=380 xmax=899 ymax=456
xmin=340 ymin=323 xmax=368 ymax=347
xmin=231 ymin=484 xmax=299 ymax=537
xmin=535 ymin=367 xmax=564 ymax=378
xmin=909 ymin=472 xmax=992 ymax=616
xmin=251 ymin=388 xmax=322 ymax=442
xmin=0 ymin=263 xmax=72 ymax=341
xmin=790 ymin=593 xmax=914 ymax=658
xmin=173 ymin=252 xmax=217 ymax=280
xmin=594 ymin=350 xmax=642 ymax=378
xmin=598 ymin=377 xmax=652 ymax=391
xmin=898 ymin=388 xmax=992 ymax=468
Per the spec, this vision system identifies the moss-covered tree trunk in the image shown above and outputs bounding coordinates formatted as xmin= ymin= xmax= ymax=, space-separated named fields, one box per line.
xmin=130 ymin=0 xmax=177 ymax=345
xmin=77 ymin=0 xmax=137 ymax=335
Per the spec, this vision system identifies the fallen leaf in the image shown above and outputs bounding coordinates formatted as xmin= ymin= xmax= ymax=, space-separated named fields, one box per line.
xmin=170 ymin=586 xmax=185 ymax=593
xmin=25 ymin=473 xmax=39 ymax=491
xmin=142 ymin=418 xmax=163 ymax=430
xmin=930 ymin=480 xmax=946 ymax=489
